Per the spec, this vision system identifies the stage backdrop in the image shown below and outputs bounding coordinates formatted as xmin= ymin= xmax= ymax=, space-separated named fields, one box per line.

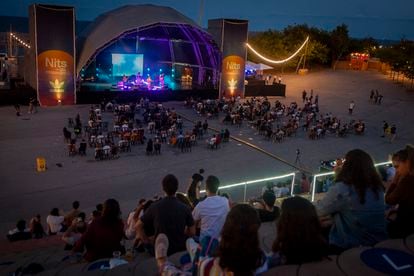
xmin=29 ymin=4 xmax=75 ymax=106
xmin=208 ymin=19 xmax=248 ymax=99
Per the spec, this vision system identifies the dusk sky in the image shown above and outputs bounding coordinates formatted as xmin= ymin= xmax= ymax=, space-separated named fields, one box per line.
xmin=1 ymin=0 xmax=413 ymax=40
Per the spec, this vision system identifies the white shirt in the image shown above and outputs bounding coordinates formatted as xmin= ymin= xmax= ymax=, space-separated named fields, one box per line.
xmin=193 ymin=195 xmax=229 ymax=240
xmin=46 ymin=215 xmax=64 ymax=233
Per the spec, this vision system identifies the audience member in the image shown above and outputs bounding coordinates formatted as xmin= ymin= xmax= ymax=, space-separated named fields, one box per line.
xmin=386 ymin=145 xmax=414 ymax=238
xmin=7 ymin=220 xmax=32 ymax=242
xmin=155 ymin=204 xmax=268 ymax=275
xmin=270 ymin=197 xmax=328 ymax=266
xmin=193 ymin=175 xmax=229 ymax=241
xmin=125 ymin=199 xmax=146 ymax=240
xmin=187 ymin=173 xmax=203 ymax=207
xmin=29 ymin=214 xmax=45 ymax=239
xmin=254 ymin=190 xmax=280 ymax=223
xmin=62 ymin=212 xmax=87 ymax=250
xmin=46 ymin=208 xmax=66 ymax=235
xmin=74 ymin=199 xmax=125 ymax=262
xmin=64 ymin=201 xmax=81 ymax=226
xmin=136 ymin=174 xmax=195 ymax=256
xmin=316 ymin=149 xmax=387 ymax=253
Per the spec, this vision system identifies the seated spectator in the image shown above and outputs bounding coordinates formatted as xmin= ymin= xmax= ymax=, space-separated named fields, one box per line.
xmin=270 ymin=197 xmax=328 ymax=266
xmin=29 ymin=214 xmax=45 ymax=239
xmin=136 ymin=174 xmax=195 ymax=256
xmin=193 ymin=175 xmax=229 ymax=241
xmin=316 ymin=149 xmax=387 ymax=253
xmin=7 ymin=220 xmax=32 ymax=242
xmin=187 ymin=173 xmax=204 ymax=207
xmin=155 ymin=204 xmax=268 ymax=275
xmin=125 ymin=199 xmax=146 ymax=240
xmin=64 ymin=200 xmax=81 ymax=226
xmin=176 ymin=192 xmax=193 ymax=209
xmin=74 ymin=199 xmax=125 ymax=262
xmin=88 ymin=203 xmax=103 ymax=225
xmin=62 ymin=212 xmax=87 ymax=250
xmin=46 ymin=208 xmax=66 ymax=235
xmin=254 ymin=190 xmax=280 ymax=223
xmin=386 ymin=145 xmax=414 ymax=238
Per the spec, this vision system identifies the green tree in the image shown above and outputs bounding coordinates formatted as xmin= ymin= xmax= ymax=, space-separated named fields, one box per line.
xmin=330 ymin=24 xmax=350 ymax=69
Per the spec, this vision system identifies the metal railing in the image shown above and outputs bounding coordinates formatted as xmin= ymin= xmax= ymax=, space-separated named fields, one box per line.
xmin=200 ymin=173 xmax=296 ymax=202
xmin=310 ymin=161 xmax=392 ymax=202
xmin=198 ymin=160 xmax=393 ymax=203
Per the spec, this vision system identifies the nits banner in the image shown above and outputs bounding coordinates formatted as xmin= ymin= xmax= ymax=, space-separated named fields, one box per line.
xmin=208 ymin=19 xmax=248 ymax=99
xmin=30 ymin=4 xmax=75 ymax=106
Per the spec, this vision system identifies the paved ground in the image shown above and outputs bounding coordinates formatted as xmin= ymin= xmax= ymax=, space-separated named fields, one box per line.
xmin=0 ymin=69 xmax=413 ymax=241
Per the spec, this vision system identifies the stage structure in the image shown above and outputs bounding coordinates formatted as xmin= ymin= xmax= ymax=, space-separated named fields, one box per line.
xmin=76 ymin=5 xmax=221 ymax=93
xmin=28 ymin=4 xmax=76 ymax=106
xmin=208 ymin=19 xmax=248 ymax=99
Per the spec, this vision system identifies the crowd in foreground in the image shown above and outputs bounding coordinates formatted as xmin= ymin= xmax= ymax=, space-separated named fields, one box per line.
xmin=6 ymin=145 xmax=414 ymax=275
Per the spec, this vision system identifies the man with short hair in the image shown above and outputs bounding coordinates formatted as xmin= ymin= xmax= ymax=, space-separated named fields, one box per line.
xmin=193 ymin=175 xmax=229 ymax=241
xmin=64 ymin=201 xmax=81 ymax=226
xmin=137 ymin=174 xmax=195 ymax=255
xmin=256 ymin=190 xmax=280 ymax=222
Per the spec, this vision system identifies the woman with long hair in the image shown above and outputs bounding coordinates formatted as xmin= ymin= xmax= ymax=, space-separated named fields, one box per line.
xmin=386 ymin=145 xmax=414 ymax=238
xmin=316 ymin=149 xmax=387 ymax=252
xmin=272 ymin=196 xmax=328 ymax=265
xmin=187 ymin=173 xmax=203 ymax=207
xmin=74 ymin=199 xmax=125 ymax=262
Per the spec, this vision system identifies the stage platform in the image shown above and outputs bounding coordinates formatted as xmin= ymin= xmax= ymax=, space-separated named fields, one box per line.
xmin=77 ymin=87 xmax=219 ymax=104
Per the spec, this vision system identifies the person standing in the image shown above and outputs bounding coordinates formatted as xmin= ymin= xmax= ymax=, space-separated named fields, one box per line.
xmin=348 ymin=101 xmax=355 ymax=115
xmin=370 ymin=90 xmax=374 ymax=101
xmin=378 ymin=94 xmax=383 ymax=104
xmin=381 ymin=121 xmax=389 ymax=138
xmin=302 ymin=90 xmax=307 ymax=103
xmin=390 ymin=125 xmax=397 ymax=143
xmin=295 ymin=149 xmax=301 ymax=165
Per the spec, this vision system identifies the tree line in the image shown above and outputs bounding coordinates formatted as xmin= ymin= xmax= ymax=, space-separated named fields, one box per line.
xmin=247 ymin=24 xmax=414 ymax=89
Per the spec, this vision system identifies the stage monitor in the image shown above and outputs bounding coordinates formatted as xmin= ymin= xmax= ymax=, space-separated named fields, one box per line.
xmin=111 ymin=54 xmax=143 ymax=77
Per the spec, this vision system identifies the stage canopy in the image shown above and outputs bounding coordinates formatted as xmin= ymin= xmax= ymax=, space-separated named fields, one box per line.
xmin=76 ymin=4 xmax=221 ymax=89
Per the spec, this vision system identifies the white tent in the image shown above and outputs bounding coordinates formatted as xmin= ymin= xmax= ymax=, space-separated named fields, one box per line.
xmin=246 ymin=61 xmax=273 ymax=71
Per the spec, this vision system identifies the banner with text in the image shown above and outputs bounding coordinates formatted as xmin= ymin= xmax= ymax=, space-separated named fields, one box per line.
xmin=34 ymin=5 xmax=75 ymax=106
xmin=220 ymin=20 xmax=248 ymax=98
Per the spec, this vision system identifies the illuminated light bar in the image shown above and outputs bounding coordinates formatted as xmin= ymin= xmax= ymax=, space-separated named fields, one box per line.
xmin=200 ymin=172 xmax=295 ymax=194
xmin=310 ymin=161 xmax=393 ymax=202
xmin=10 ymin=32 xmax=31 ymax=49
xmin=246 ymin=36 xmax=309 ymax=64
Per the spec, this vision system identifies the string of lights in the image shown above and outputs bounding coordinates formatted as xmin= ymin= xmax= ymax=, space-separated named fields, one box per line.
xmin=10 ymin=32 xmax=31 ymax=49
xmin=246 ymin=36 xmax=309 ymax=64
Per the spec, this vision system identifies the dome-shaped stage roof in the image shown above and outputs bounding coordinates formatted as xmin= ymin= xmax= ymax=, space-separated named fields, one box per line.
xmin=77 ymin=4 xmax=206 ymax=75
